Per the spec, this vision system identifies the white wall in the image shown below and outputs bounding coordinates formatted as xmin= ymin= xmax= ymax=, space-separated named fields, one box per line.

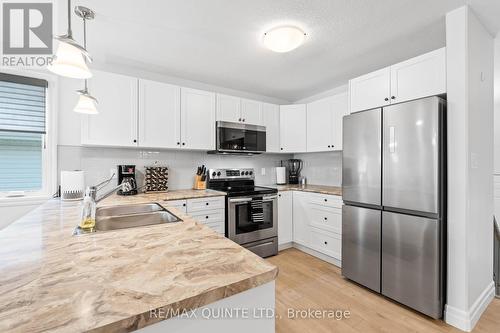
xmin=494 ymin=36 xmax=500 ymax=173
xmin=445 ymin=6 xmax=495 ymax=331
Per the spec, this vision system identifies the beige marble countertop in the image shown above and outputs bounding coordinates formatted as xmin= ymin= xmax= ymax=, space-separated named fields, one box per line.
xmin=265 ymin=184 xmax=342 ymax=196
xmin=0 ymin=192 xmax=277 ymax=332
xmin=98 ymin=189 xmax=227 ymax=207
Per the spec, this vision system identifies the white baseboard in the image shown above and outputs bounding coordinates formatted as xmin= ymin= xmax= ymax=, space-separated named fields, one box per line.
xmin=291 ymin=242 xmax=342 ymax=267
xmin=278 ymin=242 xmax=293 ymax=251
xmin=445 ymin=281 xmax=495 ymax=331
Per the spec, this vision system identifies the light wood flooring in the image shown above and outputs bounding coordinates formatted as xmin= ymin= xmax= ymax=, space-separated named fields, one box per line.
xmin=267 ymin=248 xmax=500 ymax=333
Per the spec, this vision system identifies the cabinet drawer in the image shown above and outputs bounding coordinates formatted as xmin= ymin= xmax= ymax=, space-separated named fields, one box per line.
xmin=189 ymin=209 xmax=224 ymax=224
xmin=309 ymin=207 xmax=342 ymax=234
xmin=309 ymin=228 xmax=341 ymax=259
xmin=163 ymin=199 xmax=187 ymax=213
xmin=308 ymin=193 xmax=342 ymax=208
xmin=187 ymin=196 xmax=225 ymax=212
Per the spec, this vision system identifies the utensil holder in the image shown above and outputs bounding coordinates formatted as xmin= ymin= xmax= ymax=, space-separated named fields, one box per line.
xmin=193 ymin=175 xmax=206 ymax=190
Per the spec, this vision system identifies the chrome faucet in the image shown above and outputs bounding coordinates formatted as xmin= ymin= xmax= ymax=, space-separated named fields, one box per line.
xmin=86 ymin=173 xmax=134 ymax=203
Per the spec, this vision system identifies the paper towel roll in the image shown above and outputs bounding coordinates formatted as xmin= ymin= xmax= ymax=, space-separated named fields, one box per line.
xmin=275 ymin=167 xmax=286 ymax=185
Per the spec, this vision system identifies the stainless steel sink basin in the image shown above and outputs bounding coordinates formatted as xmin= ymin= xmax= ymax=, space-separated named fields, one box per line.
xmin=95 ymin=203 xmax=181 ymax=231
xmin=74 ymin=203 xmax=181 ymax=235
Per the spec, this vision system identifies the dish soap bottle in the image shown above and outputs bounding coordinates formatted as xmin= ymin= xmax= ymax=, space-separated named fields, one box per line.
xmin=80 ymin=187 xmax=96 ymax=231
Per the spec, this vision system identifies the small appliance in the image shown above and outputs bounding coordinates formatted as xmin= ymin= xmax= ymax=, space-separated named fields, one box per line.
xmin=207 ymin=168 xmax=278 ymax=257
xmin=287 ymin=159 xmax=303 ymax=184
xmin=60 ymin=170 xmax=85 ymax=201
xmin=210 ymin=121 xmax=266 ymax=155
xmin=117 ymin=165 xmax=138 ymax=195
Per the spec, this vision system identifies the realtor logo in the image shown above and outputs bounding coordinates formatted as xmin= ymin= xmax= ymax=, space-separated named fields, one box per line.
xmin=2 ymin=2 xmax=53 ymax=55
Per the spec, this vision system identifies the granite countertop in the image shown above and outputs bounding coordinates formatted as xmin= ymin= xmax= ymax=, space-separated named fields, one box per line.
xmin=98 ymin=189 xmax=227 ymax=207
xmin=266 ymin=184 xmax=342 ymax=196
xmin=0 ymin=191 xmax=277 ymax=332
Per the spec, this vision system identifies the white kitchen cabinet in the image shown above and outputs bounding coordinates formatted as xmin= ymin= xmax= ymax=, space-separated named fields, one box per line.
xmin=262 ymin=103 xmax=280 ymax=153
xmin=241 ymin=98 xmax=262 ymax=125
xmin=292 ymin=191 xmax=310 ymax=246
xmin=280 ymin=104 xmax=307 ymax=153
xmin=138 ymin=79 xmax=181 ymax=149
xmin=216 ymin=94 xmax=241 ymax=123
xmin=180 ymin=88 xmax=216 ymax=150
xmin=306 ymin=92 xmax=348 ymax=152
xmin=186 ymin=196 xmax=225 ymax=235
xmin=81 ymin=71 xmax=138 ymax=147
xmin=390 ymin=48 xmax=446 ymax=104
xmin=278 ymin=191 xmax=293 ymax=246
xmin=349 ymin=48 xmax=446 ymax=113
xmin=349 ymin=67 xmax=391 ymax=113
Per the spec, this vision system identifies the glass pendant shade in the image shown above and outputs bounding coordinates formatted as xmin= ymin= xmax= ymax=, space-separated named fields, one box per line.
xmin=47 ymin=41 xmax=92 ymax=79
xmin=74 ymin=92 xmax=98 ymax=114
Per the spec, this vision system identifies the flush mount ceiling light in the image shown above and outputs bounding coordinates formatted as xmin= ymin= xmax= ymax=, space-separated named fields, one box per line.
xmin=263 ymin=26 xmax=306 ymax=53
xmin=73 ymin=6 xmax=98 ymax=114
xmin=47 ymin=0 xmax=93 ymax=79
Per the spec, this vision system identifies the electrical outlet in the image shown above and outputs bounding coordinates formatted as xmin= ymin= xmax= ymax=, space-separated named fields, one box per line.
xmin=261 ymin=168 xmax=266 ymax=176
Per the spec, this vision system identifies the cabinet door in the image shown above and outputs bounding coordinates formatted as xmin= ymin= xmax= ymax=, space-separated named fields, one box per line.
xmin=280 ymin=104 xmax=307 ymax=153
xmin=241 ymin=98 xmax=262 ymax=125
xmin=278 ymin=191 xmax=293 ymax=245
xmin=180 ymin=88 xmax=216 ymax=150
xmin=390 ymin=48 xmax=446 ymax=104
xmin=216 ymin=94 xmax=241 ymax=123
xmin=138 ymin=79 xmax=180 ymax=149
xmin=331 ymin=92 xmax=349 ymax=150
xmin=349 ymin=67 xmax=391 ymax=113
xmin=82 ymin=71 xmax=138 ymax=147
xmin=262 ymin=103 xmax=280 ymax=153
xmin=292 ymin=191 xmax=310 ymax=246
xmin=307 ymin=97 xmax=334 ymax=152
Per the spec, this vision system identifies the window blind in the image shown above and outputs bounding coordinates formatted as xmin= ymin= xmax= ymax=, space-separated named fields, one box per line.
xmin=0 ymin=73 xmax=48 ymax=134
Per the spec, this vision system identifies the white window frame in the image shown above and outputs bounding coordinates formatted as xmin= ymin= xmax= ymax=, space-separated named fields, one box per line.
xmin=0 ymin=68 xmax=58 ymax=204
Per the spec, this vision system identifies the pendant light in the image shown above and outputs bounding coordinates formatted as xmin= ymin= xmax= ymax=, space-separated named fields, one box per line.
xmin=73 ymin=6 xmax=98 ymax=114
xmin=47 ymin=0 xmax=92 ymax=79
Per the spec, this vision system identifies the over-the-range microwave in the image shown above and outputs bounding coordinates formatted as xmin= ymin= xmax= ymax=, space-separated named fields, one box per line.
xmin=209 ymin=121 xmax=266 ymax=155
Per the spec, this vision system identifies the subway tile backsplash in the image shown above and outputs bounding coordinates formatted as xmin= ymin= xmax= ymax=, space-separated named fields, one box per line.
xmin=293 ymin=151 xmax=342 ymax=187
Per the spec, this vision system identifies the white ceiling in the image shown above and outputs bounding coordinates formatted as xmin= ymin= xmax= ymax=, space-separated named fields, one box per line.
xmin=65 ymin=0 xmax=500 ymax=102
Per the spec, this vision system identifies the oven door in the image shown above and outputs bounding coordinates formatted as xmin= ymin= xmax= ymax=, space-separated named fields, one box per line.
xmin=216 ymin=121 xmax=266 ymax=153
xmin=228 ymin=194 xmax=277 ymax=245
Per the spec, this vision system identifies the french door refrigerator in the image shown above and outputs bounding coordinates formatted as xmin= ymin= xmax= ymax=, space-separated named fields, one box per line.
xmin=341 ymin=96 xmax=446 ymax=319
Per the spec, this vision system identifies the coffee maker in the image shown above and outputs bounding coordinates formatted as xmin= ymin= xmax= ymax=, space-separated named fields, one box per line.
xmin=117 ymin=165 xmax=138 ymax=195
xmin=287 ymin=159 xmax=303 ymax=184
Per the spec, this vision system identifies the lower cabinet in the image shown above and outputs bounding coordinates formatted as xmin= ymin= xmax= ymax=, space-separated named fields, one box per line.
xmin=289 ymin=191 xmax=343 ymax=264
xmin=164 ymin=196 xmax=225 ymax=235
xmin=278 ymin=191 xmax=293 ymax=246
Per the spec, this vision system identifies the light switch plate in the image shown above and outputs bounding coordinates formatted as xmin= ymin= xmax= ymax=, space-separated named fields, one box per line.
xmin=261 ymin=168 xmax=266 ymax=176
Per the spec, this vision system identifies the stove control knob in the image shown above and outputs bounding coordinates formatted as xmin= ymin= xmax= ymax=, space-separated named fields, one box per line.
xmin=212 ymin=172 xmax=216 ymax=177
xmin=217 ymin=171 xmax=221 ymax=176
xmin=249 ymin=171 xmax=253 ymax=175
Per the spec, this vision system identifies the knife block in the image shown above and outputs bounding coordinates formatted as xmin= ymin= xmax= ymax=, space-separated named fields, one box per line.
xmin=193 ymin=175 xmax=207 ymax=190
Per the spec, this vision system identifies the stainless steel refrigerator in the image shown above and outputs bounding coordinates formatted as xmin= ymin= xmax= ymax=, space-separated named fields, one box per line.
xmin=341 ymin=96 xmax=446 ymax=319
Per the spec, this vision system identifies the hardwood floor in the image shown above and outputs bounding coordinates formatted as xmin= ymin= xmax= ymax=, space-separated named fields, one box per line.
xmin=267 ymin=248 xmax=500 ymax=333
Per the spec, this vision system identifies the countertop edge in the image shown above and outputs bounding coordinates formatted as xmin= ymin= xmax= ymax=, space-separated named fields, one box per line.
xmin=89 ymin=266 xmax=279 ymax=333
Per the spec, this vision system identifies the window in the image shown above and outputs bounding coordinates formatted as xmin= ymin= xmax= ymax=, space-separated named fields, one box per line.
xmin=0 ymin=72 xmax=50 ymax=197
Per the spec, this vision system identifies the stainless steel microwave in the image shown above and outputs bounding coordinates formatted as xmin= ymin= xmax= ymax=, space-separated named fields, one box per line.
xmin=212 ymin=121 xmax=266 ymax=154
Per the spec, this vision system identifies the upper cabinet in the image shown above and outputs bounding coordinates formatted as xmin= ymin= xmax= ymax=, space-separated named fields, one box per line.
xmin=349 ymin=47 xmax=446 ymax=113
xmin=138 ymin=79 xmax=180 ymax=149
xmin=262 ymin=103 xmax=280 ymax=153
xmin=216 ymin=94 xmax=262 ymax=125
xmin=349 ymin=67 xmax=391 ymax=113
xmin=389 ymin=48 xmax=446 ymax=104
xmin=81 ymin=71 xmax=138 ymax=147
xmin=306 ymin=92 xmax=349 ymax=152
xmin=280 ymin=104 xmax=307 ymax=153
xmin=181 ymin=88 xmax=216 ymax=150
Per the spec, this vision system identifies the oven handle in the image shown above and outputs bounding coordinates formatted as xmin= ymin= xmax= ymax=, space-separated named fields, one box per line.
xmin=228 ymin=195 xmax=277 ymax=203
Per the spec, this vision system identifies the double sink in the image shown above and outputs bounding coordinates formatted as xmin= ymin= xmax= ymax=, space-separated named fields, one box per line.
xmin=75 ymin=203 xmax=182 ymax=235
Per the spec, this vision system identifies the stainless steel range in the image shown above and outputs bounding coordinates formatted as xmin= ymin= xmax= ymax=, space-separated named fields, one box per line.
xmin=207 ymin=168 xmax=278 ymax=257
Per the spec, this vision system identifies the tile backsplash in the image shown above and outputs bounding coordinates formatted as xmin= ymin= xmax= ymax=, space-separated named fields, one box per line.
xmin=293 ymin=151 xmax=342 ymax=186
xmin=58 ymin=145 xmax=292 ymax=190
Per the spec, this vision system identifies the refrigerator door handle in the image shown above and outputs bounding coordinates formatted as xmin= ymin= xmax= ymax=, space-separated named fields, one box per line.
xmin=389 ymin=126 xmax=396 ymax=153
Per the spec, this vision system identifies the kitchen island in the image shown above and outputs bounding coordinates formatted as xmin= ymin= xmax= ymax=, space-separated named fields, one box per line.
xmin=0 ymin=190 xmax=278 ymax=332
